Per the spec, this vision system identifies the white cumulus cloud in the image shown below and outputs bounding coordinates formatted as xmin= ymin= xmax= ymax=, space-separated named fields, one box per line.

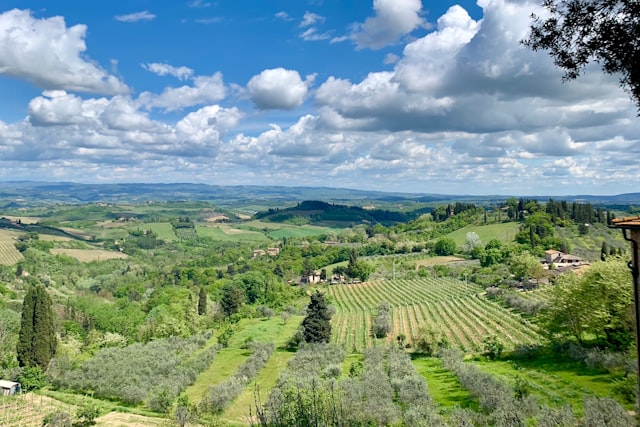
xmin=0 ymin=9 xmax=129 ymax=95
xmin=247 ymin=68 xmax=315 ymax=110
xmin=352 ymin=0 xmax=425 ymax=50
xmin=138 ymin=72 xmax=226 ymax=111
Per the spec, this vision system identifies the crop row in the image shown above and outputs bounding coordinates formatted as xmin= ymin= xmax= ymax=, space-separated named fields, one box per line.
xmin=0 ymin=241 xmax=23 ymax=266
xmin=328 ymin=278 xmax=543 ymax=353
xmin=328 ymin=278 xmax=474 ymax=312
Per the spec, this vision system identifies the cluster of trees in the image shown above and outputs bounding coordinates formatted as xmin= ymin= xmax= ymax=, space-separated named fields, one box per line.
xmin=257 ymin=346 xmax=448 ymax=426
xmin=49 ymin=333 xmax=218 ymax=412
xmin=543 ymin=259 xmax=634 ymax=350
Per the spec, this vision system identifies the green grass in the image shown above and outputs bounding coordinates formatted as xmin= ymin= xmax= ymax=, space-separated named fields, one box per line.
xmin=229 ymin=315 xmax=304 ymax=349
xmin=471 ymin=357 xmax=629 ymax=416
xmin=133 ymin=222 xmax=177 ymax=241
xmin=195 ymin=225 xmax=270 ymax=242
xmin=185 ymin=315 xmax=303 ymax=408
xmin=412 ymin=357 xmax=478 ymax=411
xmin=445 ymin=222 xmax=520 ymax=246
xmin=222 ymin=351 xmax=295 ymax=425
xmin=236 ymin=220 xmax=340 ymax=240
xmin=185 ymin=348 xmax=252 ymax=402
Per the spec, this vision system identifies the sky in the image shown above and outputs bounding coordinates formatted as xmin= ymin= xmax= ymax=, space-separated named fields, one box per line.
xmin=0 ymin=0 xmax=638 ymax=196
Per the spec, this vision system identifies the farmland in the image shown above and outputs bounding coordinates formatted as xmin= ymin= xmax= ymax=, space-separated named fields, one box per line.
xmin=327 ymin=278 xmax=542 ymax=353
xmin=49 ymin=248 xmax=128 ymax=262
xmin=0 ymin=230 xmax=23 ymax=265
xmin=0 ymin=193 xmax=637 ymax=426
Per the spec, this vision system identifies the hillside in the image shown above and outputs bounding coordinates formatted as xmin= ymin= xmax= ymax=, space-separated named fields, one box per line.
xmin=0 ymin=194 xmax=637 ymax=426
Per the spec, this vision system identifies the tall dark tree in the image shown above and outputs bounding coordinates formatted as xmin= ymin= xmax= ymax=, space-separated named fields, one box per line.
xmin=601 ymin=241 xmax=610 ymax=261
xmin=220 ymin=284 xmax=243 ymax=317
xmin=17 ymin=283 xmax=57 ymax=369
xmin=301 ymin=291 xmax=332 ymax=343
xmin=523 ymin=0 xmax=640 ymax=111
xmin=198 ymin=287 xmax=207 ymax=315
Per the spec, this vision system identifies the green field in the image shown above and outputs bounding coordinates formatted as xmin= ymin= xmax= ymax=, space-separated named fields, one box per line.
xmin=135 ymin=222 xmax=178 ymax=241
xmin=196 ymin=224 xmax=270 ymax=242
xmin=471 ymin=358 xmax=630 ymax=416
xmin=445 ymin=222 xmax=520 ymax=246
xmin=185 ymin=315 xmax=303 ymax=404
xmin=412 ymin=357 xmax=478 ymax=410
xmin=237 ymin=220 xmax=339 ymax=240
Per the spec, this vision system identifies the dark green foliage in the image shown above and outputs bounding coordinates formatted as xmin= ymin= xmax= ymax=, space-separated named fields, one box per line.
xmin=544 ymin=259 xmax=633 ymax=349
xmin=17 ymin=365 xmax=46 ymax=391
xmin=197 ymin=287 xmax=207 ymax=315
xmin=75 ymin=401 xmax=100 ymax=426
xmin=483 ymin=335 xmax=504 ymax=360
xmin=220 ymin=284 xmax=244 ymax=317
xmin=302 ymin=291 xmax=332 ymax=344
xmin=345 ymin=249 xmax=373 ymax=281
xmin=434 ymin=238 xmax=456 ymax=256
xmin=17 ymin=283 xmax=57 ymax=369
xmin=601 ymin=241 xmax=609 ymax=261
xmin=524 ymin=0 xmax=640 ymax=111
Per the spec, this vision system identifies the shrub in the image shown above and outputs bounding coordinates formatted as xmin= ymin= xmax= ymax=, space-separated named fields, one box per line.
xmin=42 ymin=411 xmax=73 ymax=427
xmin=75 ymin=401 xmax=100 ymax=426
xmin=482 ymin=335 xmax=504 ymax=360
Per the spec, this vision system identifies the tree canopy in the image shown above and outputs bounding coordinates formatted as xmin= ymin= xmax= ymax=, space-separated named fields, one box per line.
xmin=524 ymin=0 xmax=640 ymax=111
xmin=17 ymin=283 xmax=57 ymax=369
xmin=301 ymin=291 xmax=332 ymax=344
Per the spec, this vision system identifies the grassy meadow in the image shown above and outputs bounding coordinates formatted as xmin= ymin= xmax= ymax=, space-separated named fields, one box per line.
xmin=445 ymin=221 xmax=520 ymax=246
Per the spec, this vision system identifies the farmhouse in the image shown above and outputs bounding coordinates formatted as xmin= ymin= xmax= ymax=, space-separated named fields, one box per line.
xmin=542 ymin=250 xmax=587 ymax=270
xmin=299 ymin=270 xmax=323 ymax=284
xmin=0 ymin=380 xmax=20 ymax=396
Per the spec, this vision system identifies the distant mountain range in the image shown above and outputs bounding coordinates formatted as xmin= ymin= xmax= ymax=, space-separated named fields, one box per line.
xmin=0 ymin=181 xmax=639 ymax=208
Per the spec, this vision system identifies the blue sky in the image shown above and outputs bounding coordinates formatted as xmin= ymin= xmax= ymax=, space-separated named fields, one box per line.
xmin=0 ymin=0 xmax=637 ymax=196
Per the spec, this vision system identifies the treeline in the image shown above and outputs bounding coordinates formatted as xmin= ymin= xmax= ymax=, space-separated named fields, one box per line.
xmin=502 ymin=198 xmax=612 ymax=225
xmin=255 ymin=200 xmax=417 ymax=225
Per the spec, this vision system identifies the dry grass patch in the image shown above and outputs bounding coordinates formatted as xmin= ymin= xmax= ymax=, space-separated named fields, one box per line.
xmin=0 ymin=215 xmax=40 ymax=224
xmin=51 ymin=248 xmax=128 ymax=262
xmin=414 ymin=256 xmax=465 ymax=269
xmin=95 ymin=412 xmax=166 ymax=427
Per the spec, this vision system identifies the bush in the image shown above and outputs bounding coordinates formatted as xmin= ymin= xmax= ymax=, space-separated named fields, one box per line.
xmin=75 ymin=401 xmax=100 ymax=426
xmin=42 ymin=411 xmax=73 ymax=427
xmin=582 ymin=397 xmax=635 ymax=426
xmin=18 ymin=365 xmax=46 ymax=391
xmin=482 ymin=335 xmax=504 ymax=360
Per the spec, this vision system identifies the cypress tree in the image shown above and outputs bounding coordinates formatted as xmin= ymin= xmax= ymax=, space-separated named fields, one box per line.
xmin=198 ymin=287 xmax=207 ymax=315
xmin=302 ymin=291 xmax=332 ymax=343
xmin=17 ymin=284 xmax=57 ymax=369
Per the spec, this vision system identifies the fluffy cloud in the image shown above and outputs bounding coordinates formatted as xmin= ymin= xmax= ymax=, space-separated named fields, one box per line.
xmin=351 ymin=0 xmax=426 ymax=49
xmin=138 ymin=72 xmax=226 ymax=111
xmin=1 ymin=0 xmax=639 ymax=194
xmin=247 ymin=68 xmax=315 ymax=110
xmin=0 ymin=9 xmax=128 ymax=95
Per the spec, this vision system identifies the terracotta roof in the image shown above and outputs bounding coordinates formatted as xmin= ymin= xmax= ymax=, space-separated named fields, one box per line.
xmin=611 ymin=216 xmax=640 ymax=229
